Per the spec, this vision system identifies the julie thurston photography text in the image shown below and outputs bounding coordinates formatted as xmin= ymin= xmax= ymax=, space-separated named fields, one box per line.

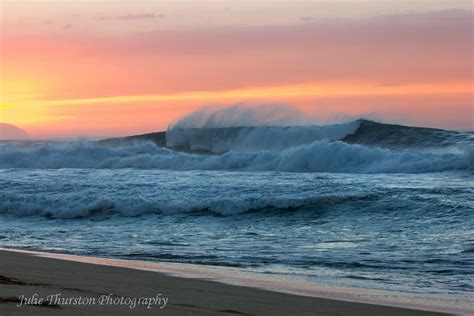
xmin=16 ymin=293 xmax=168 ymax=310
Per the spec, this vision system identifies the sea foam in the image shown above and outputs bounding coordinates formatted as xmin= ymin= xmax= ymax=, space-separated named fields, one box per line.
xmin=0 ymin=137 xmax=470 ymax=173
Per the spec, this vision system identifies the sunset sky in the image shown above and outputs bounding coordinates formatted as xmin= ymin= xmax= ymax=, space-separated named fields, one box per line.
xmin=0 ymin=0 xmax=473 ymax=138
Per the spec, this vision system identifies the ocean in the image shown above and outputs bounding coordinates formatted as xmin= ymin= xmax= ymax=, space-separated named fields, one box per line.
xmin=0 ymin=120 xmax=473 ymax=294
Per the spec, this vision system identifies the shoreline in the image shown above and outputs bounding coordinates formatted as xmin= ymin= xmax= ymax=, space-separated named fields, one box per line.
xmin=0 ymin=248 xmax=471 ymax=315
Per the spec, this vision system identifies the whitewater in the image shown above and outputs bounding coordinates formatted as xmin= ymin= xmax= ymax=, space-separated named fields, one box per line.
xmin=0 ymin=120 xmax=472 ymax=173
xmin=1 ymin=117 xmax=473 ymax=295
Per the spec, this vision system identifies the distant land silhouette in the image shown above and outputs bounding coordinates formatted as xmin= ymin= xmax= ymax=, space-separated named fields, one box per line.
xmin=0 ymin=123 xmax=28 ymax=140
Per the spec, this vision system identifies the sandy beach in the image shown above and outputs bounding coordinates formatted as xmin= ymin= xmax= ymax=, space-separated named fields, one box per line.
xmin=0 ymin=249 xmax=460 ymax=316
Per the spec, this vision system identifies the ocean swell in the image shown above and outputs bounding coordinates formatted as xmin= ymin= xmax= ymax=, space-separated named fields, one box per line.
xmin=0 ymin=192 xmax=358 ymax=218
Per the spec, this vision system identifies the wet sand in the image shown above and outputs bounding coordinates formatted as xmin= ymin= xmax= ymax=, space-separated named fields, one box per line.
xmin=0 ymin=249 xmax=455 ymax=315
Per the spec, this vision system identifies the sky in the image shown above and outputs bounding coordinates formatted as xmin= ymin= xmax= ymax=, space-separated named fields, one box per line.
xmin=0 ymin=0 xmax=473 ymax=138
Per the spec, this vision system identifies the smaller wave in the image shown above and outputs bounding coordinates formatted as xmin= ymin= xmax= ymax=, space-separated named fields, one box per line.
xmin=461 ymin=248 xmax=474 ymax=254
xmin=0 ymin=193 xmax=363 ymax=219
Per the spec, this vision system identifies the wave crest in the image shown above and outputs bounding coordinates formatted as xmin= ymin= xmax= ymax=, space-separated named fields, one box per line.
xmin=0 ymin=193 xmax=368 ymax=218
xmin=166 ymin=121 xmax=360 ymax=153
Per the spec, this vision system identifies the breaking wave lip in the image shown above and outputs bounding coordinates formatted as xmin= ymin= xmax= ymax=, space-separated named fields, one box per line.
xmin=0 ymin=194 xmax=367 ymax=219
xmin=0 ymin=120 xmax=472 ymax=173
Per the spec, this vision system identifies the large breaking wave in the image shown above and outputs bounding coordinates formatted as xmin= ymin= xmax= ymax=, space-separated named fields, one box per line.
xmin=166 ymin=121 xmax=360 ymax=153
xmin=0 ymin=120 xmax=472 ymax=173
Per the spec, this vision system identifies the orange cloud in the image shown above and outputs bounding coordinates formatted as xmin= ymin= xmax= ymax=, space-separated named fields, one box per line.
xmin=1 ymin=9 xmax=472 ymax=137
xmin=3 ymin=80 xmax=471 ymax=138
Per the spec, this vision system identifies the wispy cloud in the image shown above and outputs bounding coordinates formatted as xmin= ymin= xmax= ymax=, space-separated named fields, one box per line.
xmin=29 ymin=81 xmax=473 ymax=107
xmin=299 ymin=16 xmax=313 ymax=22
xmin=96 ymin=13 xmax=164 ymax=21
